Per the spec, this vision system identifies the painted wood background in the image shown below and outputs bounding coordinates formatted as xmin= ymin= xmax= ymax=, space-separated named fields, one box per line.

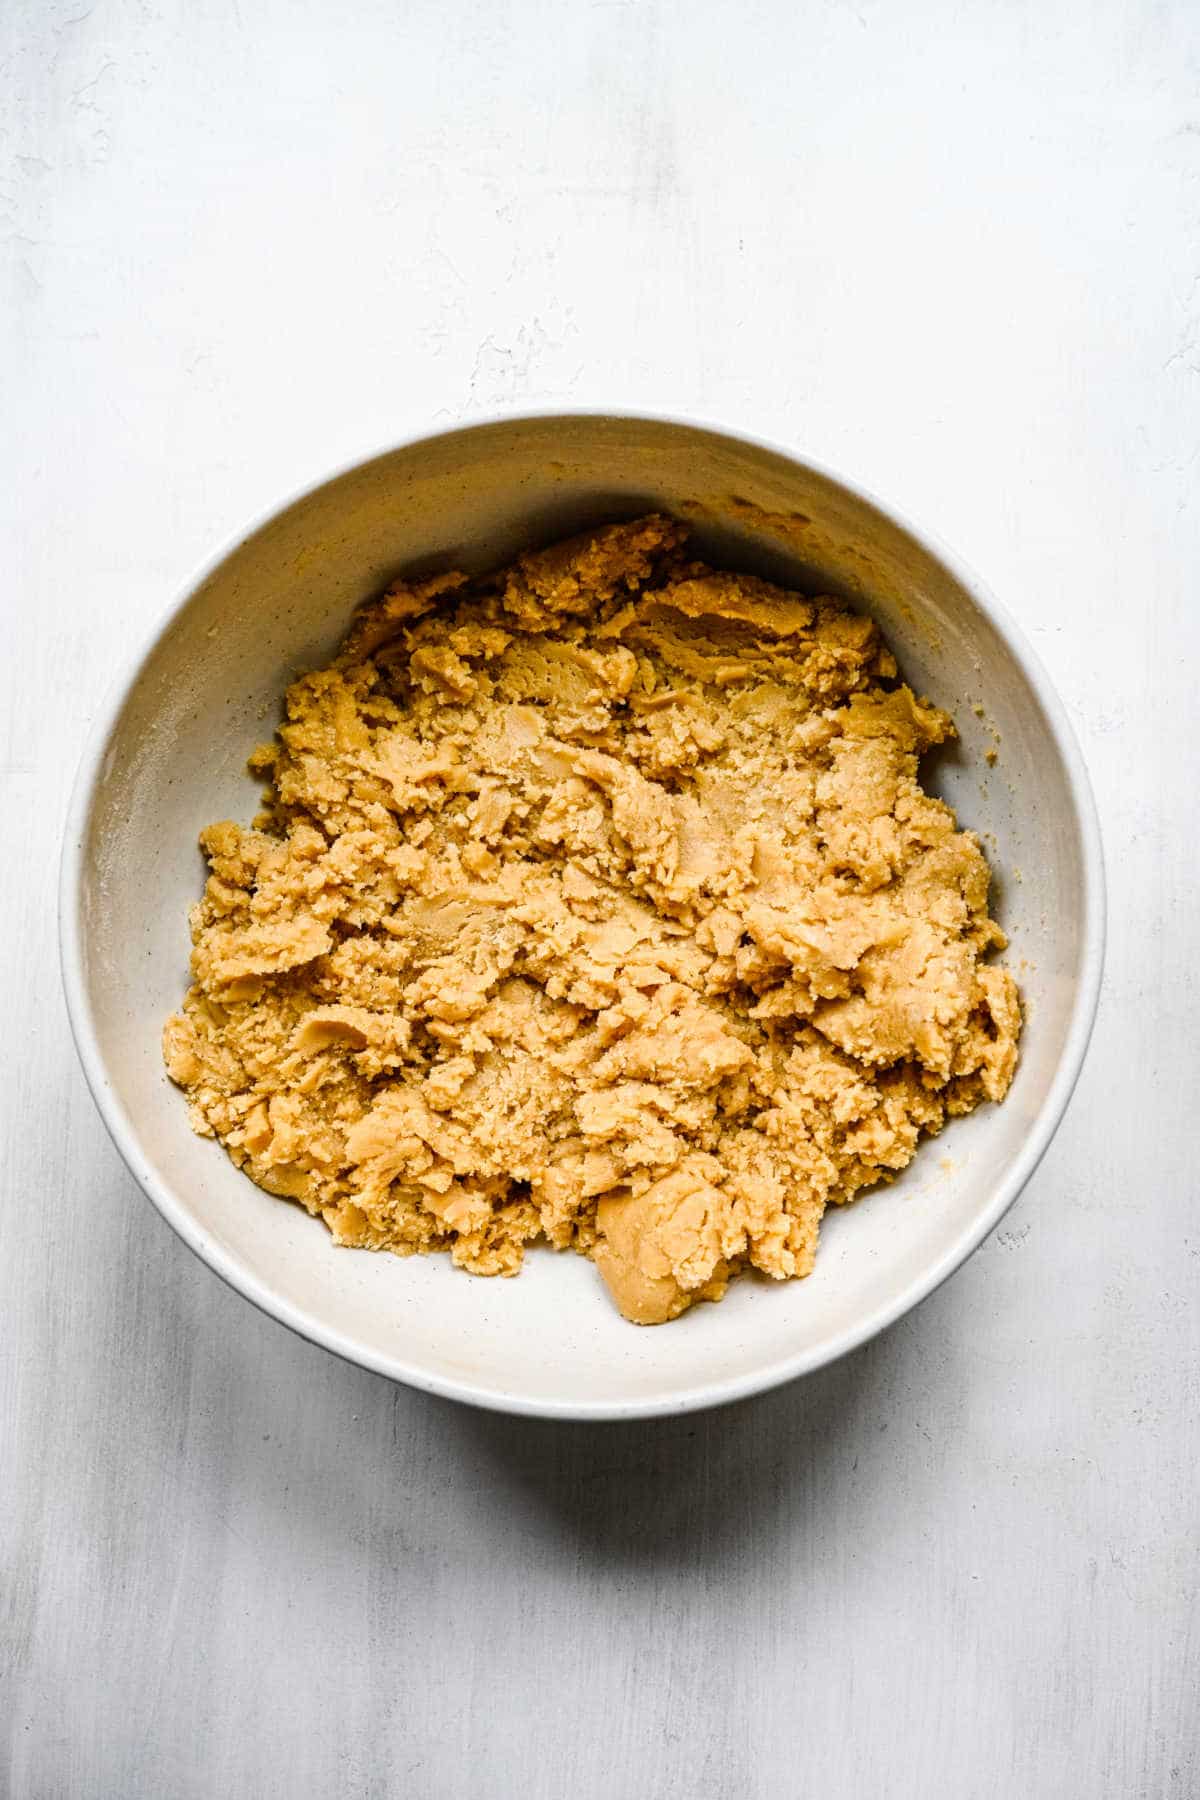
xmin=3 ymin=1 xmax=1197 ymax=1793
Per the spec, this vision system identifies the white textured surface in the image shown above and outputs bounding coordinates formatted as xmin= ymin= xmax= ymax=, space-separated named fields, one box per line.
xmin=2 ymin=1 xmax=1196 ymax=1794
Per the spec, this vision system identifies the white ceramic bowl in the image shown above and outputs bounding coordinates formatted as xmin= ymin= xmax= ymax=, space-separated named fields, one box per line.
xmin=61 ymin=412 xmax=1104 ymax=1419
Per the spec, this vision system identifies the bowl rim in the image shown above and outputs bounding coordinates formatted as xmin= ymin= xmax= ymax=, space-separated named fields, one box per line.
xmin=59 ymin=407 xmax=1106 ymax=1420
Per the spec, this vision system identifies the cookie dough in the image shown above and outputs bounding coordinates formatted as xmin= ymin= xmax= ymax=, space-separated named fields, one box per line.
xmin=164 ymin=516 xmax=1020 ymax=1324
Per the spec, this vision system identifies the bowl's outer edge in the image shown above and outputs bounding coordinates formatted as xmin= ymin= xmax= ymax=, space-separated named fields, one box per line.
xmin=59 ymin=407 xmax=1107 ymax=1420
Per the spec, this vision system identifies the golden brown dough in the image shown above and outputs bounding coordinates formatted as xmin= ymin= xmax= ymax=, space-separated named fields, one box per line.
xmin=164 ymin=516 xmax=1020 ymax=1324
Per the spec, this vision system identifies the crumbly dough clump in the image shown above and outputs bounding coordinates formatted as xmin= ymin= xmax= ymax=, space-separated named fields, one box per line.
xmin=164 ymin=517 xmax=1020 ymax=1324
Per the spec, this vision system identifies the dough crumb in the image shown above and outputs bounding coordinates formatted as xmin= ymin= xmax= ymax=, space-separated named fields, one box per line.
xmin=164 ymin=516 xmax=1021 ymax=1324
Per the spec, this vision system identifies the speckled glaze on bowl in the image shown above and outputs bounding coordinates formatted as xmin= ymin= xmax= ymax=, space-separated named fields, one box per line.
xmin=60 ymin=412 xmax=1104 ymax=1419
